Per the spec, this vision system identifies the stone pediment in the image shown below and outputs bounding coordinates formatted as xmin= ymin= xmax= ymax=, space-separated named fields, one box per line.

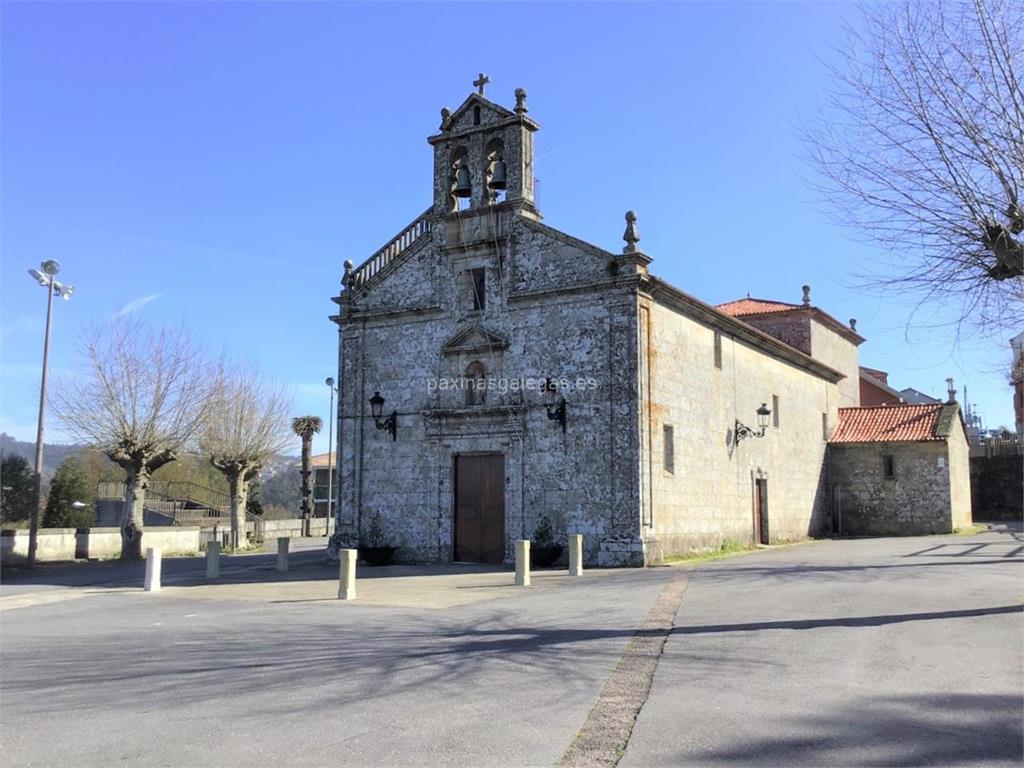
xmin=442 ymin=324 xmax=509 ymax=356
xmin=450 ymin=93 xmax=515 ymax=123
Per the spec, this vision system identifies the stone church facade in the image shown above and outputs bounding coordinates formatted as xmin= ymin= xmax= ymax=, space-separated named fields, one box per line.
xmin=328 ymin=81 xmax=969 ymax=567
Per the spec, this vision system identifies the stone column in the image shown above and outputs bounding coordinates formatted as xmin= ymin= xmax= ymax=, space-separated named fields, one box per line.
xmin=338 ymin=548 xmax=357 ymax=599
xmin=515 ymin=540 xmax=531 ymax=586
xmin=144 ymin=547 xmax=162 ymax=592
xmin=276 ymin=537 xmax=289 ymax=571
xmin=569 ymin=534 xmax=583 ymax=576
xmin=206 ymin=541 xmax=220 ymax=579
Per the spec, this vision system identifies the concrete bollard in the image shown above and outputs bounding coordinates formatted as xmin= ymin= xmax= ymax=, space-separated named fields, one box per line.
xmin=338 ymin=548 xmax=357 ymax=600
xmin=144 ymin=547 xmax=162 ymax=592
xmin=205 ymin=541 xmax=220 ymax=579
xmin=276 ymin=537 xmax=289 ymax=571
xmin=569 ymin=534 xmax=583 ymax=576
xmin=515 ymin=540 xmax=531 ymax=587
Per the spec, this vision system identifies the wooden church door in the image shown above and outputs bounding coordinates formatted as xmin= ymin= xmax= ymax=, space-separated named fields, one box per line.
xmin=454 ymin=454 xmax=506 ymax=563
xmin=754 ymin=478 xmax=769 ymax=545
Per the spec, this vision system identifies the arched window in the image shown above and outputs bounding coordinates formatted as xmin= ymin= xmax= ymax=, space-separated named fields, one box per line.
xmin=465 ymin=361 xmax=486 ymax=406
xmin=449 ymin=147 xmax=471 ymax=212
xmin=484 ymin=138 xmax=506 ymax=204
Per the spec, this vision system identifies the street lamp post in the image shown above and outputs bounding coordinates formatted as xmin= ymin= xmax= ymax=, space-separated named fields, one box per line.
xmin=26 ymin=260 xmax=74 ymax=567
xmin=325 ymin=377 xmax=338 ymax=537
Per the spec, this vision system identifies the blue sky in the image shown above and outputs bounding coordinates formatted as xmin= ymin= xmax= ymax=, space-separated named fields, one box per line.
xmin=2 ymin=1 xmax=1018 ymax=455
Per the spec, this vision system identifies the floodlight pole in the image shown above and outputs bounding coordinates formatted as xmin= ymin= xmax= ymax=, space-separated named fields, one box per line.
xmin=28 ymin=279 xmax=56 ymax=568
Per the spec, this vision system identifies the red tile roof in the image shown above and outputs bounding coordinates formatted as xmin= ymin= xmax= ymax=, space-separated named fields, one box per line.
xmin=829 ymin=404 xmax=947 ymax=443
xmin=717 ymin=298 xmax=803 ymax=317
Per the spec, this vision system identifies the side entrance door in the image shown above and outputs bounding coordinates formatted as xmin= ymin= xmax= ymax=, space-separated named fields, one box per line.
xmin=754 ymin=478 xmax=769 ymax=545
xmin=454 ymin=453 xmax=505 ymax=563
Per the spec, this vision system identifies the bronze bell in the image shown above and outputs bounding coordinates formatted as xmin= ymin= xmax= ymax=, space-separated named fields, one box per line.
xmin=453 ymin=166 xmax=472 ymax=198
xmin=488 ymin=159 xmax=507 ymax=190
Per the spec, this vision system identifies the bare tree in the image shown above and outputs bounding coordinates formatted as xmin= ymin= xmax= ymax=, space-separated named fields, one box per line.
xmin=805 ymin=0 xmax=1023 ymax=335
xmin=56 ymin=320 xmax=211 ymax=560
xmin=201 ymin=367 xmax=292 ymax=548
xmin=291 ymin=416 xmax=322 ymax=533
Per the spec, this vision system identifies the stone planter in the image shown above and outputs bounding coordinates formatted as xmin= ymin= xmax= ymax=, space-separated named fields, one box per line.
xmin=358 ymin=546 xmax=397 ymax=566
xmin=530 ymin=545 xmax=564 ymax=568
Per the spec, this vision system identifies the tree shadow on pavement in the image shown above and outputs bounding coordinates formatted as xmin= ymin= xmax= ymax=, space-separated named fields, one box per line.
xmin=672 ymin=604 xmax=1023 ymax=635
xmin=680 ymin=692 xmax=1023 ymax=767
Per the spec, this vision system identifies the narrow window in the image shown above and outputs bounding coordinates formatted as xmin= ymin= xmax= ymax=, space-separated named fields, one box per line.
xmin=822 ymin=412 xmax=828 ymax=440
xmin=465 ymin=361 xmax=486 ymax=406
xmin=473 ymin=105 xmax=481 ymax=125
xmin=772 ymin=395 xmax=780 ymax=428
xmin=883 ymin=455 xmax=896 ymax=479
xmin=468 ymin=267 xmax=486 ymax=311
xmin=663 ymin=424 xmax=675 ymax=474
xmin=713 ymin=331 xmax=722 ymax=369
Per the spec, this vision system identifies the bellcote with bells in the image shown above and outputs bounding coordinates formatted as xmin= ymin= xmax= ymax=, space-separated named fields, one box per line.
xmin=428 ymin=75 xmax=541 ymax=219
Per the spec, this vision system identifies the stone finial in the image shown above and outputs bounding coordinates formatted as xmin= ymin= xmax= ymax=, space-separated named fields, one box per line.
xmin=514 ymin=88 xmax=528 ymax=114
xmin=802 ymin=284 xmax=811 ymax=306
xmin=342 ymin=259 xmax=354 ymax=289
xmin=439 ymin=108 xmax=452 ymax=131
xmin=473 ymin=73 xmax=490 ymax=96
xmin=623 ymin=210 xmax=641 ymax=254
xmin=946 ymin=377 xmax=956 ymax=403
xmin=849 ymin=318 xmax=857 ymax=332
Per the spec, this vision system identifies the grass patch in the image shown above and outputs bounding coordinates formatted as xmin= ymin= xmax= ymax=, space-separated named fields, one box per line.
xmin=952 ymin=523 xmax=988 ymax=536
xmin=662 ymin=539 xmax=757 ymax=565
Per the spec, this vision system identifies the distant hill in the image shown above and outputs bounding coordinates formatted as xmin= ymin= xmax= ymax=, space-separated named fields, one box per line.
xmin=0 ymin=433 xmax=84 ymax=478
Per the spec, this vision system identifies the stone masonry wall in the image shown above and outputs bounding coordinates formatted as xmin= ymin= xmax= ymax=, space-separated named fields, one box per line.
xmin=640 ymin=298 xmax=837 ymax=561
xmin=945 ymin=417 xmax=973 ymax=530
xmin=827 ymin=442 xmax=954 ymax=535
xmin=809 ymin=320 xmax=861 ymax=407
xmin=970 ymin=455 xmax=1023 ymax=518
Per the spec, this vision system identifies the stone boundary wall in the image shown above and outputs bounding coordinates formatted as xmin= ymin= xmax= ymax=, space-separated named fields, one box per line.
xmin=0 ymin=527 xmax=203 ymax=565
xmin=970 ymin=455 xmax=1024 ymax=519
xmin=261 ymin=519 xmax=328 ymax=538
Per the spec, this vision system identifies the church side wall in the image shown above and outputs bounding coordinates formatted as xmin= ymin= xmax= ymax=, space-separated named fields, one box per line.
xmin=639 ymin=299 xmax=837 ymax=562
xmin=809 ymin=321 xmax=861 ymax=407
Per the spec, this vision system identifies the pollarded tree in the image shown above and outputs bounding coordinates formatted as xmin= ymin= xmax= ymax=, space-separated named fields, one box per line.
xmin=56 ymin=320 xmax=212 ymax=560
xmin=201 ymin=369 xmax=292 ymax=548
xmin=291 ymin=416 xmax=322 ymax=528
xmin=805 ymin=0 xmax=1023 ymax=336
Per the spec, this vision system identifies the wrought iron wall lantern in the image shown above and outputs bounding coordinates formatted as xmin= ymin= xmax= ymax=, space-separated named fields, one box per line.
xmin=368 ymin=391 xmax=397 ymax=441
xmin=543 ymin=378 xmax=568 ymax=434
xmin=735 ymin=403 xmax=772 ymax=444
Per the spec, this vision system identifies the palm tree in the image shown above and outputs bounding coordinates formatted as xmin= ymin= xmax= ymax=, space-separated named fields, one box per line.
xmin=291 ymin=416 xmax=322 ymax=532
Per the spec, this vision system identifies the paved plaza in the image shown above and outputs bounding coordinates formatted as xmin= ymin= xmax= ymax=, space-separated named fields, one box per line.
xmin=1 ymin=527 xmax=1021 ymax=767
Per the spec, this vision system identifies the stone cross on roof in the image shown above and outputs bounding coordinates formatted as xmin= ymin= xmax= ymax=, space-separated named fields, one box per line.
xmin=473 ymin=73 xmax=490 ymax=96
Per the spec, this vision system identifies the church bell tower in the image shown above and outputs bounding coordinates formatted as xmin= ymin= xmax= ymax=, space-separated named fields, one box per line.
xmin=428 ymin=75 xmax=540 ymax=219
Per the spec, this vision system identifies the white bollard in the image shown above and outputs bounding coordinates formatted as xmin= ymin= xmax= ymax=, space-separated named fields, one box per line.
xmin=515 ymin=540 xmax=531 ymax=587
xmin=338 ymin=548 xmax=357 ymax=600
xmin=144 ymin=547 xmax=162 ymax=592
xmin=569 ymin=534 xmax=583 ymax=576
xmin=205 ymin=541 xmax=220 ymax=579
xmin=276 ymin=537 xmax=289 ymax=571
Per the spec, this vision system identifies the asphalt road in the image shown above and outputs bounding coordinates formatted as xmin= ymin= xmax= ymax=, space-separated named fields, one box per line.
xmin=2 ymin=527 xmax=1021 ymax=768
xmin=623 ymin=526 xmax=1024 ymax=768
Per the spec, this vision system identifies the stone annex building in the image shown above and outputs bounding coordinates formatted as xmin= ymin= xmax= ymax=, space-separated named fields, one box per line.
xmin=328 ymin=80 xmax=972 ymax=567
